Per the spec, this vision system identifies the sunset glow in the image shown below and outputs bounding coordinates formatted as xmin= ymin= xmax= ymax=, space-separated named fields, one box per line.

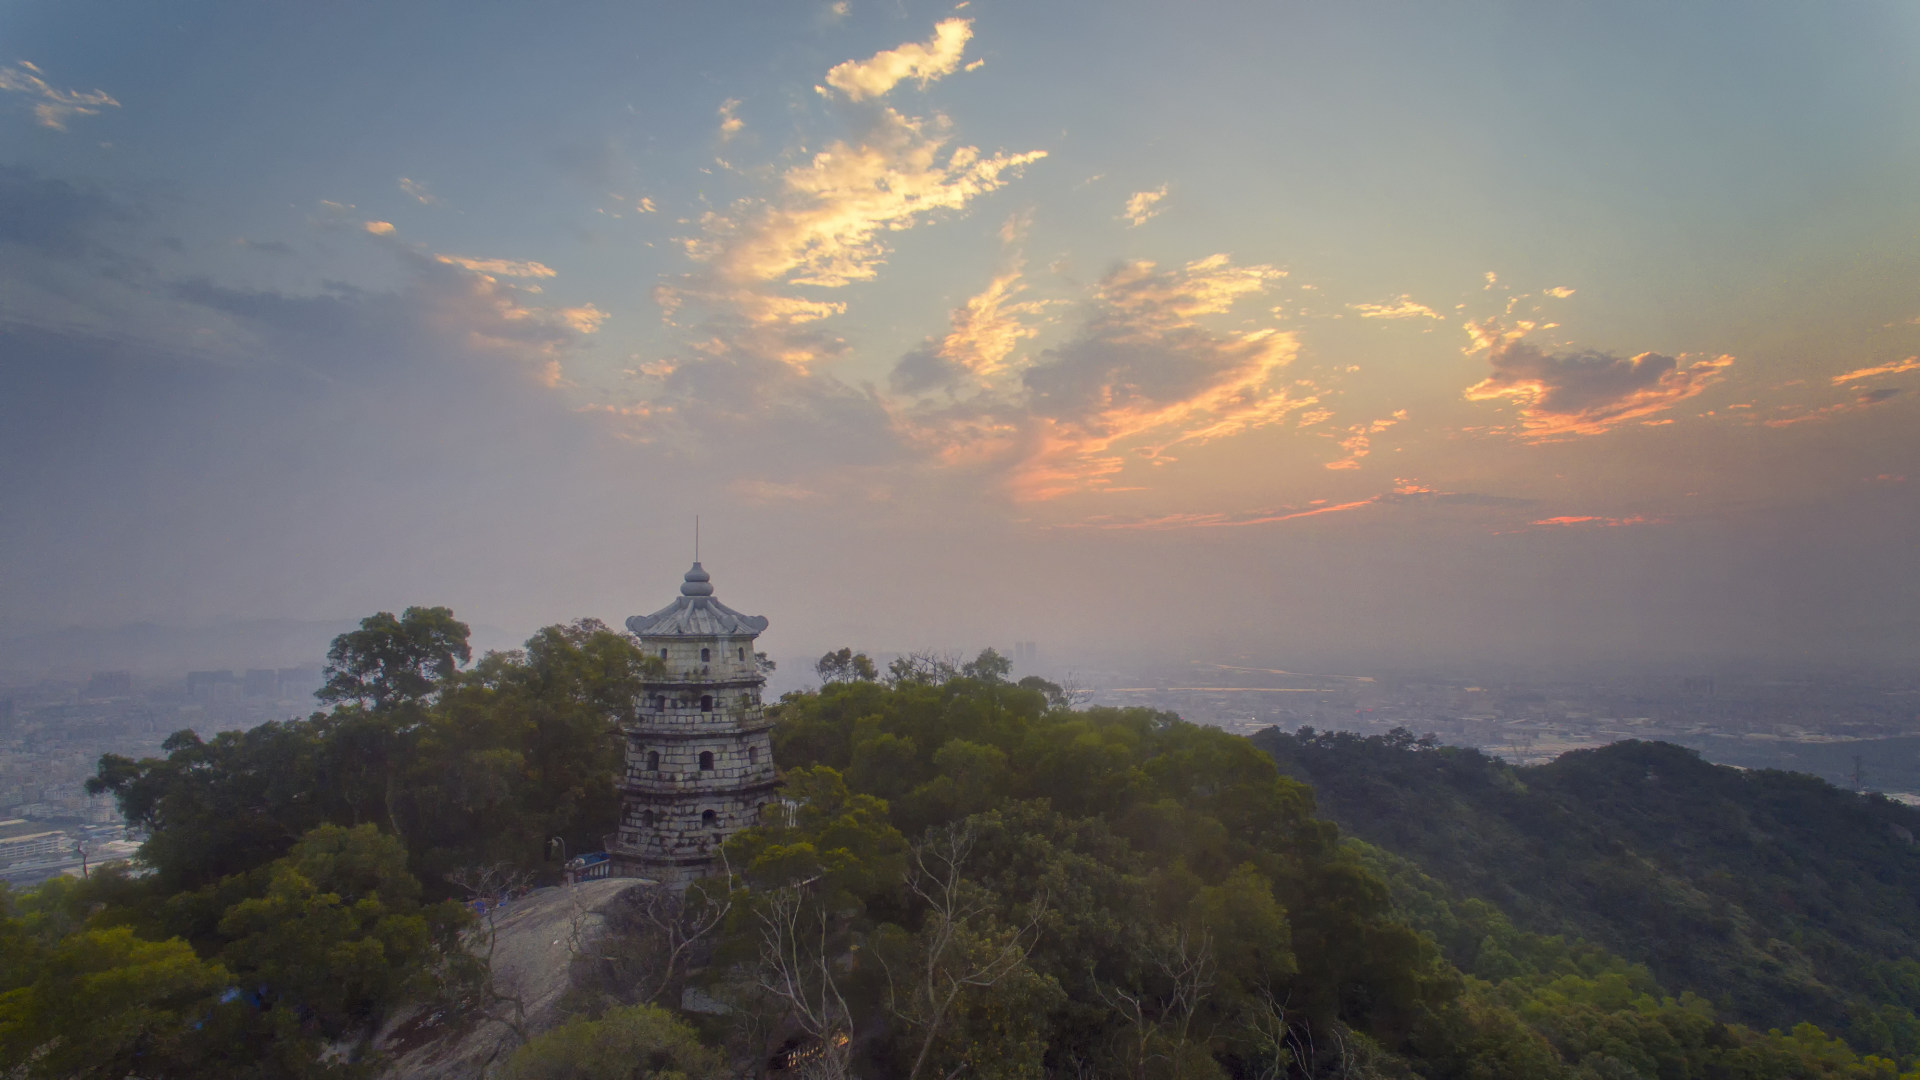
xmin=3 ymin=1 xmax=1916 ymax=668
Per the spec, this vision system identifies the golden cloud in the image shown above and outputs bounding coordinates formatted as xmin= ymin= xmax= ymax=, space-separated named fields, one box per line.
xmin=687 ymin=110 xmax=1045 ymax=292
xmin=1122 ymin=185 xmax=1168 ymax=227
xmin=1350 ymin=295 xmax=1442 ymax=320
xmin=822 ymin=19 xmax=974 ymax=101
xmin=434 ymin=253 xmax=559 ymax=279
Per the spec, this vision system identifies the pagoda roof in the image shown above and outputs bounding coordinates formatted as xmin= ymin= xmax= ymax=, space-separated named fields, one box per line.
xmin=625 ymin=562 xmax=769 ymax=638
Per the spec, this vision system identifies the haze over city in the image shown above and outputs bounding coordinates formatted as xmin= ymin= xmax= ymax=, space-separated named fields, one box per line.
xmin=3 ymin=0 xmax=1918 ymax=676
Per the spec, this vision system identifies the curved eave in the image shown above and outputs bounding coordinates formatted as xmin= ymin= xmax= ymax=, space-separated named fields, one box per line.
xmin=625 ymin=596 xmax=769 ymax=639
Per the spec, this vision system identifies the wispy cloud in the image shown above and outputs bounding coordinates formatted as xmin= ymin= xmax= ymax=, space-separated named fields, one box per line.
xmin=1055 ymin=478 xmax=1529 ymax=530
xmin=681 ymin=112 xmax=1043 ymax=294
xmin=0 ymin=61 xmax=119 ymax=130
xmin=660 ymin=27 xmax=1042 ymax=372
xmin=1121 ymin=185 xmax=1167 ymax=227
xmin=1762 ymin=387 xmax=1902 ymax=428
xmin=820 ymin=18 xmax=974 ymax=101
xmin=717 ymin=98 xmax=744 ymax=140
xmin=398 ymin=177 xmax=438 ymax=205
xmin=892 ymin=258 xmax=1051 ymax=394
xmin=434 ymin=253 xmax=559 ymax=279
xmin=988 ymin=255 xmax=1300 ymax=499
xmin=1528 ymin=514 xmax=1657 ymax=528
xmin=1325 ymin=410 xmax=1408 ymax=469
xmin=1831 ymin=356 xmax=1919 ymax=385
xmin=1349 ymin=295 xmax=1442 ymax=320
xmin=1462 ymin=318 xmax=1733 ymax=437
xmin=364 ymin=220 xmax=396 ymax=236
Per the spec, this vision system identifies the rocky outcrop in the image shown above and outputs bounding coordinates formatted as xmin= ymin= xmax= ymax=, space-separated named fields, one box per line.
xmin=374 ymin=877 xmax=651 ymax=1080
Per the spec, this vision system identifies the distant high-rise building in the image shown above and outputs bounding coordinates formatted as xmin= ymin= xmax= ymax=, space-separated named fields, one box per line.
xmin=186 ymin=670 xmax=238 ymax=699
xmin=277 ymin=667 xmax=323 ymax=701
xmin=243 ymin=669 xmax=279 ymax=698
xmin=611 ymin=562 xmax=777 ymax=887
xmin=84 ymin=671 xmax=131 ymax=698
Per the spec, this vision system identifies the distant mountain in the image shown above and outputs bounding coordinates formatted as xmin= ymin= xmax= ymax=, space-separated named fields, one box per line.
xmin=0 ymin=617 xmax=521 ymax=679
xmin=1254 ymin=728 xmax=1920 ymax=1045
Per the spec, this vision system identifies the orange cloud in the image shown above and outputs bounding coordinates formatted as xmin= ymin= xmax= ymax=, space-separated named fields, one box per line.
xmin=821 ymin=19 xmax=974 ymax=101
xmin=1462 ymin=318 xmax=1733 ymax=437
xmin=1058 ymin=497 xmax=1382 ymax=531
xmin=1325 ymin=410 xmax=1408 ymax=469
xmin=1831 ymin=357 xmax=1919 ymax=385
xmin=892 ymin=255 xmax=1303 ymax=499
xmin=1530 ymin=514 xmax=1656 ymax=528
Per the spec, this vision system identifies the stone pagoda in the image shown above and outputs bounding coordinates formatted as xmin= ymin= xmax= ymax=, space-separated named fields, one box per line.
xmin=611 ymin=562 xmax=779 ymax=886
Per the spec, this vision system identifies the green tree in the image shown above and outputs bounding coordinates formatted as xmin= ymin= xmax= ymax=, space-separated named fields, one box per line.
xmin=0 ymin=925 xmax=232 ymax=1080
xmin=216 ymin=824 xmax=464 ymax=1036
xmin=498 ymin=1004 xmax=724 ymax=1080
xmin=816 ymin=647 xmax=879 ymax=683
xmin=318 ymin=605 xmax=471 ymax=709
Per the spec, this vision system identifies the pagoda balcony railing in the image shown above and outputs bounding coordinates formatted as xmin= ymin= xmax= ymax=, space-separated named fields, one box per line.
xmin=624 ymin=709 xmax=768 ymax=735
xmin=644 ymin=666 xmax=763 ymax=685
xmin=621 ymin=771 xmax=780 ymax=796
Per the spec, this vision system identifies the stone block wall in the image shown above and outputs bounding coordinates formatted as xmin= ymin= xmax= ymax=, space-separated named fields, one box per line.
xmin=641 ymin=634 xmax=760 ymax=683
xmin=622 ymin=729 xmax=776 ymax=793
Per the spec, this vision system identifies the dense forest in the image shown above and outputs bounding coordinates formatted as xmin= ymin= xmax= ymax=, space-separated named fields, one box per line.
xmin=1255 ymin=727 xmax=1920 ymax=1058
xmin=3 ymin=609 xmax=1919 ymax=1078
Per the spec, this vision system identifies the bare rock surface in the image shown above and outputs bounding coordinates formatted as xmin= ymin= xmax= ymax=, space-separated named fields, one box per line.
xmin=375 ymin=877 xmax=650 ymax=1080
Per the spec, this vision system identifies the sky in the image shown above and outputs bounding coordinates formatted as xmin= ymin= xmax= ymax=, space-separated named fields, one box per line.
xmin=2 ymin=0 xmax=1917 ymax=675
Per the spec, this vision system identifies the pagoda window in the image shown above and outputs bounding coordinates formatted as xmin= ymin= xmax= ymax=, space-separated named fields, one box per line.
xmin=700 ymin=647 xmax=711 ymax=662
xmin=658 ymin=647 xmax=667 ymax=660
xmin=652 ymin=695 xmax=665 ymax=711
xmin=700 ymin=694 xmax=713 ymax=711
xmin=702 ymin=809 xmax=717 ymax=826
xmin=699 ymin=751 xmax=715 ymax=770
xmin=737 ymin=647 xmax=745 ymax=661
xmin=647 ymin=750 xmax=660 ymax=771
xmin=641 ymin=810 xmax=655 ymax=827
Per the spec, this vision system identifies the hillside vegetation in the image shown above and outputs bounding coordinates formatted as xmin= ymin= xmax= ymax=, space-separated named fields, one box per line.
xmin=4 ymin=612 xmax=1919 ymax=1079
xmin=1255 ymin=727 xmax=1920 ymax=1057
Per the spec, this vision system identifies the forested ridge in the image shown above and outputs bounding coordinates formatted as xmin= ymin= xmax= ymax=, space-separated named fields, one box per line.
xmin=3 ymin=609 xmax=1919 ymax=1078
xmin=1255 ymin=727 xmax=1920 ymax=1060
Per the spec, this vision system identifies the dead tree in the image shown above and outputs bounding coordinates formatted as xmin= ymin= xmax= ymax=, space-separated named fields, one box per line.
xmin=753 ymin=885 xmax=856 ymax=1080
xmin=574 ymin=871 xmax=733 ymax=1008
xmin=1091 ymin=924 xmax=1217 ymax=1080
xmin=882 ymin=822 xmax=1047 ymax=1080
xmin=447 ymin=863 xmax=537 ymax=1044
